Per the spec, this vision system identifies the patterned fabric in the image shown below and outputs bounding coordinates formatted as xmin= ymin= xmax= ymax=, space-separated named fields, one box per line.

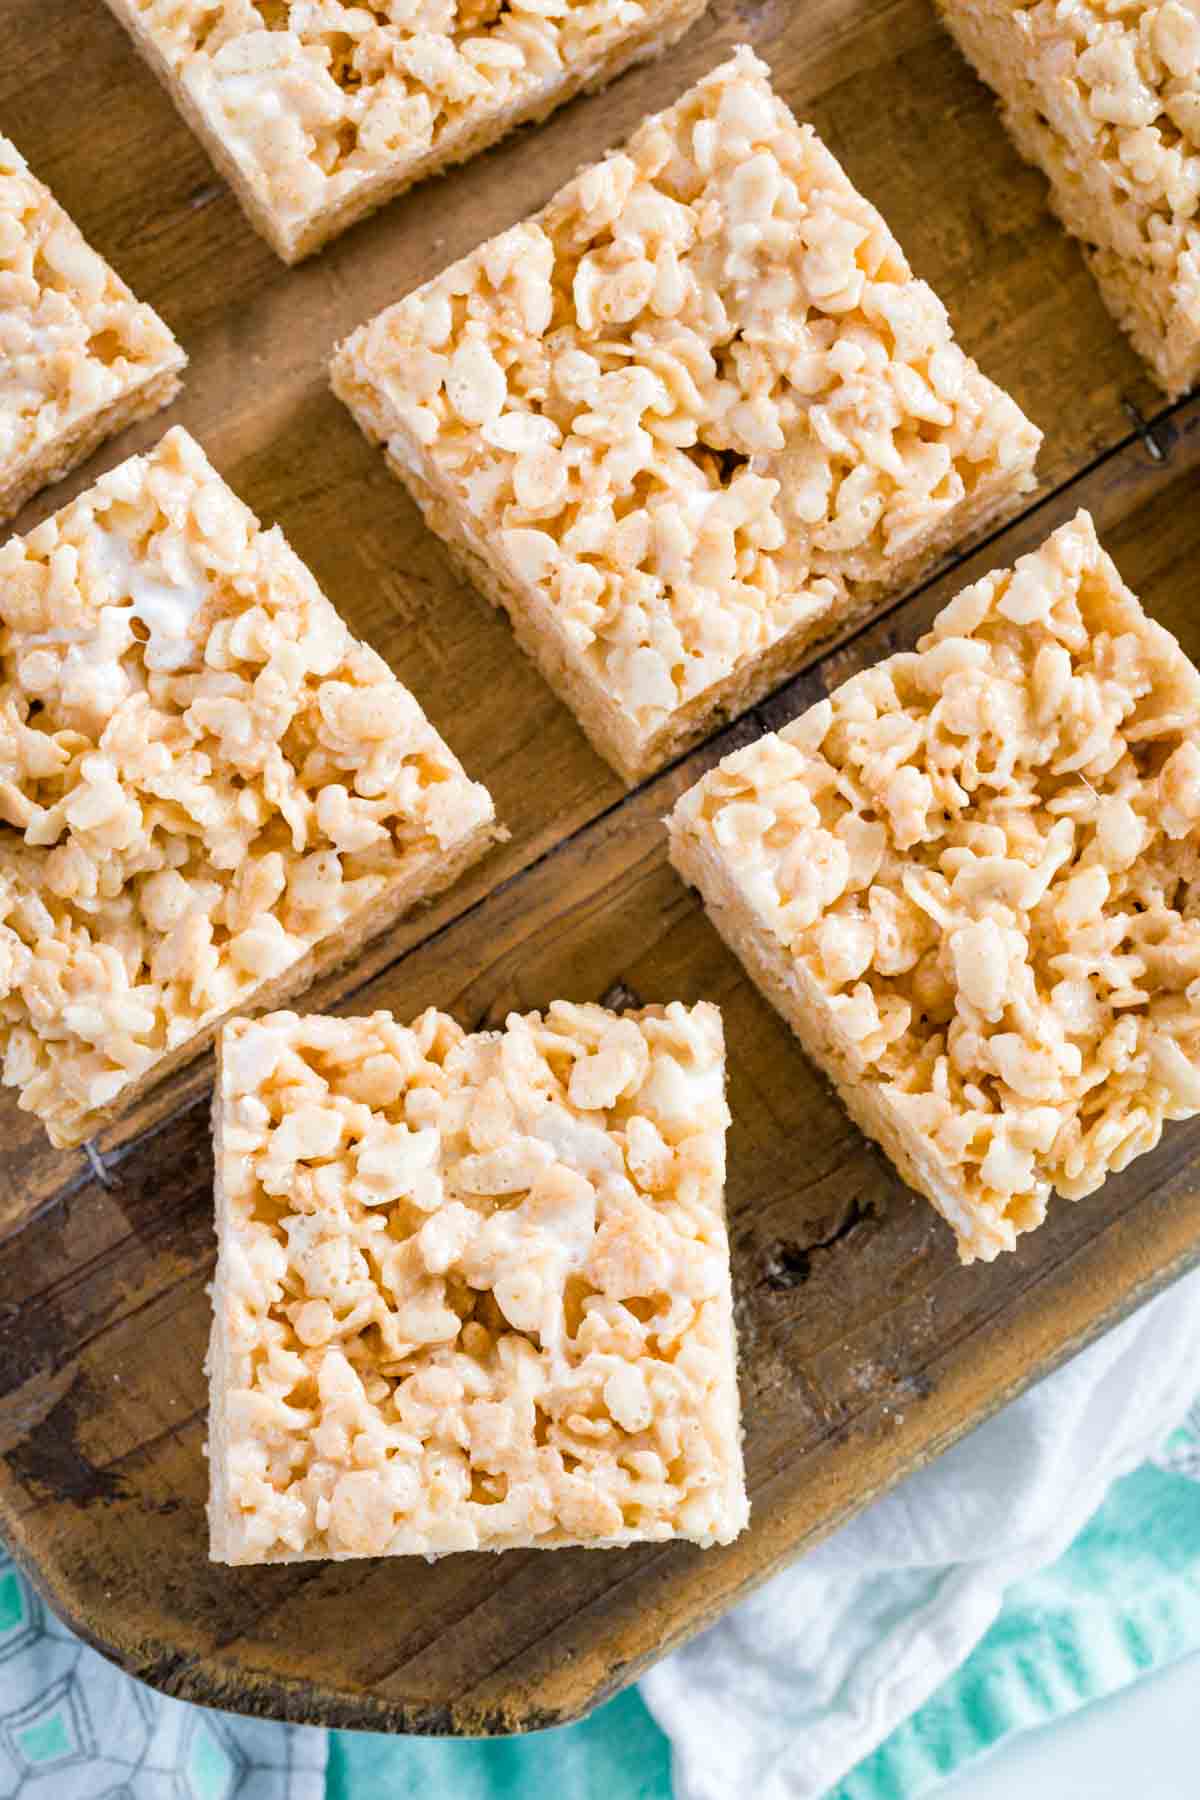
xmin=0 ymin=1549 xmax=325 ymax=1799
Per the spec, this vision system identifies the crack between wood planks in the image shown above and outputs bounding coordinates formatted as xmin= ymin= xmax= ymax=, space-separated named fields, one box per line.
xmin=33 ymin=390 xmax=1199 ymax=1209
xmin=83 ymin=1141 xmax=115 ymax=1191
xmin=445 ymin=389 xmax=1197 ymax=898
xmin=1122 ymin=398 xmax=1174 ymax=462
xmin=245 ymin=394 xmax=1200 ymax=1020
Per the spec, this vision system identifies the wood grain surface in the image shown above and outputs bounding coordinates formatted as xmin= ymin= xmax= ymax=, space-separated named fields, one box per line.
xmin=0 ymin=0 xmax=1197 ymax=1734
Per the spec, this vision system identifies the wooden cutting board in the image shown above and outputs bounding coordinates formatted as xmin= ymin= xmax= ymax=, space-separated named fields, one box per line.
xmin=1 ymin=0 xmax=1198 ymax=1736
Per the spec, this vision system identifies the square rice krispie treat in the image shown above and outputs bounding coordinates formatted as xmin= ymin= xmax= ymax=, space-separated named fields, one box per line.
xmin=938 ymin=0 xmax=1200 ymax=398
xmin=0 ymin=135 xmax=185 ymax=526
xmin=332 ymin=47 xmax=1042 ymax=786
xmin=0 ymin=425 xmax=497 ymax=1149
xmin=100 ymin=0 xmax=709 ymax=264
xmin=209 ymin=1000 xmax=747 ymax=1562
xmin=668 ymin=511 xmax=1200 ymax=1262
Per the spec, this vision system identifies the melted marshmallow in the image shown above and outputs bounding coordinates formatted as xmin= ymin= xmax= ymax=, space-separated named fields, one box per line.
xmin=678 ymin=486 xmax=720 ymax=526
xmin=87 ymin=525 xmax=212 ymax=672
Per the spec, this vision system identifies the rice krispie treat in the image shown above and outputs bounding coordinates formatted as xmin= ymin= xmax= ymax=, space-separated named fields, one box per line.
xmin=332 ymin=48 xmax=1042 ymax=786
xmin=0 ymin=135 xmax=185 ymax=526
xmin=208 ymin=1000 xmax=746 ymax=1563
xmin=668 ymin=511 xmax=1200 ymax=1262
xmin=100 ymin=0 xmax=709 ymax=264
xmin=0 ymin=426 xmax=497 ymax=1150
xmin=938 ymin=1 xmax=1200 ymax=398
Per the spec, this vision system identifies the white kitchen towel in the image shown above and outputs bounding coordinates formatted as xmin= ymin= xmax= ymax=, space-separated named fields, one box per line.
xmin=641 ymin=1266 xmax=1200 ymax=1800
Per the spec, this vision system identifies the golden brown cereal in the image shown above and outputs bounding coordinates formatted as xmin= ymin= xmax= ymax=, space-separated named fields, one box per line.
xmin=0 ymin=426 xmax=497 ymax=1148
xmin=100 ymin=0 xmax=709 ymax=263
xmin=208 ymin=1000 xmax=746 ymax=1563
xmin=0 ymin=135 xmax=185 ymax=525
xmin=333 ymin=47 xmax=1042 ymax=784
xmin=938 ymin=0 xmax=1200 ymax=398
xmin=668 ymin=511 xmax=1200 ymax=1262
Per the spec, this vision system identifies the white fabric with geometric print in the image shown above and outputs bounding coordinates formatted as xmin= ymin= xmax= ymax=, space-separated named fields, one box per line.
xmin=0 ymin=1550 xmax=326 ymax=1799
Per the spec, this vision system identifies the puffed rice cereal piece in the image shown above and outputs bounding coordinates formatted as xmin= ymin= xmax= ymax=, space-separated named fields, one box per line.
xmin=100 ymin=0 xmax=710 ymax=263
xmin=938 ymin=0 xmax=1200 ymax=398
xmin=0 ymin=425 xmax=498 ymax=1149
xmin=668 ymin=510 xmax=1200 ymax=1262
xmin=0 ymin=135 xmax=185 ymax=525
xmin=332 ymin=46 xmax=1042 ymax=785
xmin=208 ymin=999 xmax=746 ymax=1562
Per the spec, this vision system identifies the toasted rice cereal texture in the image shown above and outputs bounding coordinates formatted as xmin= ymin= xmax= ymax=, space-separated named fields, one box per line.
xmin=0 ymin=135 xmax=185 ymax=526
xmin=100 ymin=0 xmax=709 ymax=263
xmin=209 ymin=1000 xmax=747 ymax=1563
xmin=0 ymin=426 xmax=496 ymax=1149
xmin=938 ymin=0 xmax=1200 ymax=397
xmin=669 ymin=511 xmax=1200 ymax=1262
xmin=333 ymin=47 xmax=1042 ymax=785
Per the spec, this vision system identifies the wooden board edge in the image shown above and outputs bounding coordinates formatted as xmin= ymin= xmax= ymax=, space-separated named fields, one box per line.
xmin=6 ymin=1211 xmax=1197 ymax=1735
